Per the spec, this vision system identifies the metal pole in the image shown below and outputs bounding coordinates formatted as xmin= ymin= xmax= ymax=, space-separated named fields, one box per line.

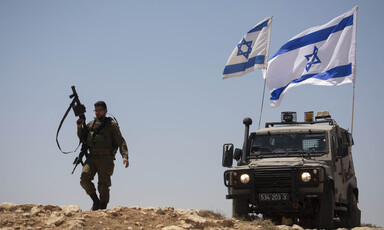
xmin=258 ymin=16 xmax=273 ymax=129
xmin=258 ymin=73 xmax=267 ymax=129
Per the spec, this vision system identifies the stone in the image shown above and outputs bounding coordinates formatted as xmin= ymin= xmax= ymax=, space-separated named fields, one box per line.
xmin=156 ymin=224 xmax=164 ymax=228
xmin=0 ymin=202 xmax=17 ymax=211
xmin=46 ymin=212 xmax=65 ymax=226
xmin=15 ymin=209 xmax=24 ymax=214
xmin=292 ymin=224 xmax=304 ymax=230
xmin=184 ymin=213 xmax=207 ymax=224
xmin=164 ymin=206 xmax=175 ymax=212
xmin=60 ymin=205 xmax=82 ymax=217
xmin=68 ymin=219 xmax=86 ymax=230
xmin=276 ymin=225 xmax=292 ymax=230
xmin=179 ymin=223 xmax=193 ymax=229
xmin=162 ymin=226 xmax=184 ymax=230
xmin=31 ymin=206 xmax=42 ymax=216
xmin=113 ymin=206 xmax=129 ymax=212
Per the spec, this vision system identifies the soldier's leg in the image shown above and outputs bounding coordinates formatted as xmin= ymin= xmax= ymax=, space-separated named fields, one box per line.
xmin=96 ymin=157 xmax=115 ymax=209
xmin=80 ymin=158 xmax=99 ymax=210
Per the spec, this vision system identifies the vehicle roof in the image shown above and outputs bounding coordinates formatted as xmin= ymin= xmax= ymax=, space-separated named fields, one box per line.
xmin=255 ymin=124 xmax=335 ymax=134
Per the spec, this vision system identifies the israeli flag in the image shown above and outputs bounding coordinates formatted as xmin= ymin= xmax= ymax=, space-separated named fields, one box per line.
xmin=222 ymin=17 xmax=272 ymax=79
xmin=266 ymin=7 xmax=357 ymax=107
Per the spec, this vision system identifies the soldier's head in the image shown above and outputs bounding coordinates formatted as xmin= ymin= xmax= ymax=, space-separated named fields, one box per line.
xmin=94 ymin=101 xmax=108 ymax=119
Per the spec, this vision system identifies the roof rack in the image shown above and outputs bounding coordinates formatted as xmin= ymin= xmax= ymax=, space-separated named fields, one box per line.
xmin=265 ymin=119 xmax=336 ymax=128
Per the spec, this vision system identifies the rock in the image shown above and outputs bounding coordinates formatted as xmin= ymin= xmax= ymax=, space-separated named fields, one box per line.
xmin=179 ymin=223 xmax=193 ymax=229
xmin=162 ymin=226 xmax=184 ymax=230
xmin=0 ymin=202 xmax=17 ymax=211
xmin=68 ymin=219 xmax=85 ymax=230
xmin=164 ymin=206 xmax=175 ymax=212
xmin=184 ymin=213 xmax=207 ymax=224
xmin=43 ymin=205 xmax=62 ymax=212
xmin=156 ymin=224 xmax=164 ymax=228
xmin=142 ymin=206 xmax=164 ymax=215
xmin=155 ymin=208 xmax=165 ymax=215
xmin=46 ymin=212 xmax=65 ymax=226
xmin=135 ymin=222 xmax=141 ymax=226
xmin=113 ymin=206 xmax=130 ymax=212
xmin=15 ymin=209 xmax=24 ymax=214
xmin=127 ymin=227 xmax=133 ymax=230
xmin=31 ymin=206 xmax=42 ymax=216
xmin=60 ymin=205 xmax=82 ymax=217
xmin=130 ymin=206 xmax=141 ymax=210
xmin=292 ymin=224 xmax=304 ymax=230
xmin=22 ymin=213 xmax=31 ymax=218
xmin=276 ymin=225 xmax=292 ymax=230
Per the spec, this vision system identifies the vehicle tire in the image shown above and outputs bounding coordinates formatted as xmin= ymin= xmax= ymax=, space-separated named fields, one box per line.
xmin=346 ymin=194 xmax=361 ymax=228
xmin=299 ymin=216 xmax=315 ymax=229
xmin=315 ymin=186 xmax=335 ymax=229
xmin=263 ymin=214 xmax=282 ymax=225
xmin=232 ymin=199 xmax=248 ymax=218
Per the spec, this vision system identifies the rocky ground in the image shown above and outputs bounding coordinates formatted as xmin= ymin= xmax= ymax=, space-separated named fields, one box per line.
xmin=0 ymin=202 xmax=381 ymax=230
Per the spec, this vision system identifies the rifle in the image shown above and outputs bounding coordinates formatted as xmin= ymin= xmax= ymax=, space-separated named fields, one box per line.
xmin=56 ymin=86 xmax=89 ymax=174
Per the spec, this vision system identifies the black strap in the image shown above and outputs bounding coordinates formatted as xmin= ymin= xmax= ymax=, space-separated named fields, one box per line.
xmin=56 ymin=102 xmax=81 ymax=154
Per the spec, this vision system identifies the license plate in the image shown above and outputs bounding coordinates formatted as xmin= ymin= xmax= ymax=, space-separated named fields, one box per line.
xmin=259 ymin=193 xmax=289 ymax=201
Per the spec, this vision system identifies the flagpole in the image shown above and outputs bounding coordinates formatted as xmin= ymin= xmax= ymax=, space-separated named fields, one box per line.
xmin=258 ymin=16 xmax=273 ymax=130
xmin=258 ymin=73 xmax=267 ymax=129
xmin=351 ymin=84 xmax=355 ymax=136
xmin=350 ymin=6 xmax=358 ymax=140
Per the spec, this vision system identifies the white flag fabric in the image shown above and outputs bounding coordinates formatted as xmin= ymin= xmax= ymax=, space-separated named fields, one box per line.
xmin=222 ymin=17 xmax=272 ymax=79
xmin=265 ymin=7 xmax=357 ymax=107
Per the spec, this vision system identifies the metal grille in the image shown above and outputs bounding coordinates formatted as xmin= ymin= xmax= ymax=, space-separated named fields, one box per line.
xmin=254 ymin=167 xmax=292 ymax=188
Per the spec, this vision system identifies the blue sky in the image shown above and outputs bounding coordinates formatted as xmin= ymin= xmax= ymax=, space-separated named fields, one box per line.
xmin=0 ymin=0 xmax=383 ymax=226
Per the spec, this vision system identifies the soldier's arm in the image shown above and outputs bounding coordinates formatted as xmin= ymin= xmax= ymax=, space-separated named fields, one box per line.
xmin=111 ymin=122 xmax=129 ymax=159
xmin=77 ymin=120 xmax=88 ymax=143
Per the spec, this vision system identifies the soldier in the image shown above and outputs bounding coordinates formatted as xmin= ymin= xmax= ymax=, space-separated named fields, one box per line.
xmin=77 ymin=101 xmax=129 ymax=210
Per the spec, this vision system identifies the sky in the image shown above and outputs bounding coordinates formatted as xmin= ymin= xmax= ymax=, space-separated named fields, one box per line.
xmin=0 ymin=0 xmax=383 ymax=226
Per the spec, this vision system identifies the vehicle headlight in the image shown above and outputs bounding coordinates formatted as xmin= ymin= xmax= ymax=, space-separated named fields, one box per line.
xmin=301 ymin=172 xmax=311 ymax=182
xmin=240 ymin=174 xmax=250 ymax=184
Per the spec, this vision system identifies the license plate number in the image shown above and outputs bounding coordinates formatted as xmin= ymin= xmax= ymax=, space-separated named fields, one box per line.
xmin=259 ymin=193 xmax=289 ymax=201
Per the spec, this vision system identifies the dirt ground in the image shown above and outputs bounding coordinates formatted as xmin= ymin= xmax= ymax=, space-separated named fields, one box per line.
xmin=0 ymin=202 xmax=381 ymax=230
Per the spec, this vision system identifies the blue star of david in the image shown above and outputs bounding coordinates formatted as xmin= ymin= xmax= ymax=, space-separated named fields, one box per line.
xmin=305 ymin=46 xmax=321 ymax=72
xmin=237 ymin=38 xmax=253 ymax=59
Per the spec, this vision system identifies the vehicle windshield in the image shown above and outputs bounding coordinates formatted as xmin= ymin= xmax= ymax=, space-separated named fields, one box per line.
xmin=250 ymin=132 xmax=328 ymax=157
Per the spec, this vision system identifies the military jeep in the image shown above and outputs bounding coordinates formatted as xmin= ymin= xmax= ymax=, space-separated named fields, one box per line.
xmin=222 ymin=111 xmax=361 ymax=229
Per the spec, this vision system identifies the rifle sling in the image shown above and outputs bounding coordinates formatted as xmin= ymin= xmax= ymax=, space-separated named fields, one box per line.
xmin=56 ymin=101 xmax=81 ymax=154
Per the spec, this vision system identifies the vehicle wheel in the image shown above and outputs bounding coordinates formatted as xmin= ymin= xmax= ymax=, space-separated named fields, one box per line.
xmin=263 ymin=214 xmax=282 ymax=225
xmin=315 ymin=186 xmax=335 ymax=229
xmin=346 ymin=194 xmax=361 ymax=228
xmin=299 ymin=216 xmax=315 ymax=229
xmin=232 ymin=199 xmax=248 ymax=218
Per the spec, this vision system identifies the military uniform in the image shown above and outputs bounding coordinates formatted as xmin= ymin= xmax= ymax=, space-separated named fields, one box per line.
xmin=77 ymin=117 xmax=128 ymax=208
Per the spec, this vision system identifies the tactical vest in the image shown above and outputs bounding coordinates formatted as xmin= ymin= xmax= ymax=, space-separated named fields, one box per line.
xmin=86 ymin=117 xmax=117 ymax=155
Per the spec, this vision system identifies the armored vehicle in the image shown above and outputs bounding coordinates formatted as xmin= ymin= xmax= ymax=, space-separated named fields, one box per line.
xmin=222 ymin=111 xmax=361 ymax=229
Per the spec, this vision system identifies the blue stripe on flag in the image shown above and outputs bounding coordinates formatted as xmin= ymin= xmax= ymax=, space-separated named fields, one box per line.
xmin=247 ymin=19 xmax=270 ymax=34
xmin=270 ymin=63 xmax=352 ymax=100
xmin=223 ymin=55 xmax=265 ymax=75
xmin=271 ymin=15 xmax=353 ymax=59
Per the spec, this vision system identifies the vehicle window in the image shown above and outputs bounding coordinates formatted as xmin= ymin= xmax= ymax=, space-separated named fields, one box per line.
xmin=251 ymin=132 xmax=327 ymax=156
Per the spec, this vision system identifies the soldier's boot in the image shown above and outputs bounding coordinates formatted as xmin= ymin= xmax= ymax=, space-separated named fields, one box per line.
xmin=99 ymin=202 xmax=108 ymax=210
xmin=90 ymin=193 xmax=100 ymax=211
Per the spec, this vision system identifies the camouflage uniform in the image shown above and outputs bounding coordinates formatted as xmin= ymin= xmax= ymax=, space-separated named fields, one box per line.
xmin=77 ymin=117 xmax=128 ymax=206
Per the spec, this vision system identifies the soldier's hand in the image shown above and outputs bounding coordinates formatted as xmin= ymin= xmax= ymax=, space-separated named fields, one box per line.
xmin=123 ymin=157 xmax=129 ymax=168
xmin=77 ymin=118 xmax=84 ymax=128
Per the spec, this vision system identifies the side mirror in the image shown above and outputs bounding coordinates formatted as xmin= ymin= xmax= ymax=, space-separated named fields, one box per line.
xmin=233 ymin=148 xmax=242 ymax=161
xmin=222 ymin=144 xmax=234 ymax=167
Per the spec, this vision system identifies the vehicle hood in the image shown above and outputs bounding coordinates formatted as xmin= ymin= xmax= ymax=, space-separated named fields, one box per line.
xmin=247 ymin=157 xmax=326 ymax=168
